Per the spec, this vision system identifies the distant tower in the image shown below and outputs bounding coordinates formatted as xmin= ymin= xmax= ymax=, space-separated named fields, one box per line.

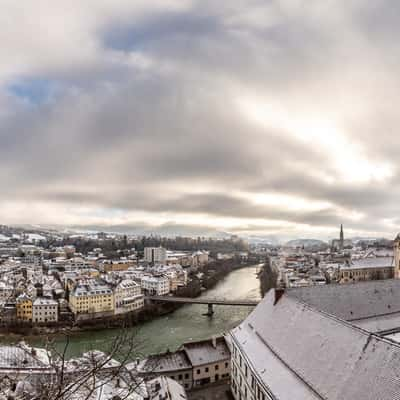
xmin=394 ymin=234 xmax=400 ymax=279
xmin=339 ymin=224 xmax=344 ymax=250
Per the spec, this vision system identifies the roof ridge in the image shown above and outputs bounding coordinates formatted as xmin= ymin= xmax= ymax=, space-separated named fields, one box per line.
xmin=287 ymin=277 xmax=400 ymax=290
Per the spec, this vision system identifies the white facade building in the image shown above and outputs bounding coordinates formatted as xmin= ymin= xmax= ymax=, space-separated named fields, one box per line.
xmin=152 ymin=264 xmax=188 ymax=292
xmin=32 ymin=298 xmax=58 ymax=323
xmin=114 ymin=279 xmax=144 ymax=314
xmin=141 ymin=275 xmax=170 ymax=296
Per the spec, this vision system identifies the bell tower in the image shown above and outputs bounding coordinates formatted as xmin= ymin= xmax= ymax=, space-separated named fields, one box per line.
xmin=339 ymin=224 xmax=344 ymax=251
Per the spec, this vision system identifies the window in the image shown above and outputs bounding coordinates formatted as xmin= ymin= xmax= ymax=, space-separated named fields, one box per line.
xmin=215 ymin=365 xmax=219 ymax=371
xmin=205 ymin=367 xmax=209 ymax=373
xmin=197 ymin=369 xmax=200 ymax=375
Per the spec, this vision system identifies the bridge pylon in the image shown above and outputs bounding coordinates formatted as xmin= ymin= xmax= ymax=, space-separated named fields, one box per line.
xmin=203 ymin=303 xmax=214 ymax=317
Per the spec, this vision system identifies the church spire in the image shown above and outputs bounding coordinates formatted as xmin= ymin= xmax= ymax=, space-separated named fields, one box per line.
xmin=340 ymin=224 xmax=344 ymax=250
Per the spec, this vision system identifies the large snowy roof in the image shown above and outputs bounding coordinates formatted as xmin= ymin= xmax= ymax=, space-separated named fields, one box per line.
xmin=231 ymin=289 xmax=400 ymax=400
xmin=287 ymin=279 xmax=400 ymax=322
xmin=341 ymin=256 xmax=394 ymax=270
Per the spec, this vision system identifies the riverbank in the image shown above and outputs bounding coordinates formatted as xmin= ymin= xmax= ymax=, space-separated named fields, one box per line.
xmin=0 ymin=259 xmax=257 ymax=337
xmin=259 ymin=257 xmax=278 ymax=297
xmin=0 ymin=265 xmax=261 ymax=358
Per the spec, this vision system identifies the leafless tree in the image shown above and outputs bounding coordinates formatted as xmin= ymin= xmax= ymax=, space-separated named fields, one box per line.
xmin=0 ymin=325 xmax=158 ymax=400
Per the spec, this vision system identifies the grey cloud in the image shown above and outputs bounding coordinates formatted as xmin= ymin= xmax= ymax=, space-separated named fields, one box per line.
xmin=1 ymin=0 xmax=400 ymax=238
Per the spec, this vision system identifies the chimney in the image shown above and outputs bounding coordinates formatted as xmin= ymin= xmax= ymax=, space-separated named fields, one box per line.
xmin=274 ymin=288 xmax=285 ymax=305
xmin=212 ymin=336 xmax=217 ymax=349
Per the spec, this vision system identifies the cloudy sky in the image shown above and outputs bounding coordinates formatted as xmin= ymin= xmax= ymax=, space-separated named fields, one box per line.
xmin=0 ymin=0 xmax=399 ymax=240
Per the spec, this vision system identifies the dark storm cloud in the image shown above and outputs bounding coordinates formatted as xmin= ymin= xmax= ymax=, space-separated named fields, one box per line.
xmin=1 ymin=0 xmax=400 ymax=238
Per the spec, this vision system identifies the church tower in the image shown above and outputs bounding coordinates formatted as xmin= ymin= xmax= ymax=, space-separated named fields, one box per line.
xmin=339 ymin=224 xmax=344 ymax=251
xmin=394 ymin=234 xmax=400 ymax=279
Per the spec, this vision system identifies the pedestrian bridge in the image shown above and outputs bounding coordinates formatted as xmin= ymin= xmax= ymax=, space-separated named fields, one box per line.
xmin=146 ymin=295 xmax=259 ymax=316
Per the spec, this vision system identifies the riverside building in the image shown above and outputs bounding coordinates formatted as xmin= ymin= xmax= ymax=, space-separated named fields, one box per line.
xmin=16 ymin=294 xmax=32 ymax=322
xmin=69 ymin=280 xmax=114 ymax=317
xmin=114 ymin=279 xmax=144 ymax=314
xmin=32 ymin=297 xmax=58 ymax=323
xmin=141 ymin=275 xmax=170 ymax=296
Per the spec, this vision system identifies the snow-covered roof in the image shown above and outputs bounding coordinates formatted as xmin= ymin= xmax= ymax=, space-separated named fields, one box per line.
xmin=33 ymin=297 xmax=58 ymax=306
xmin=342 ymin=256 xmax=394 ymax=270
xmin=231 ymin=289 xmax=400 ymax=400
xmin=183 ymin=337 xmax=230 ymax=367
xmin=287 ymin=279 xmax=400 ymax=322
xmin=0 ymin=343 xmax=51 ymax=371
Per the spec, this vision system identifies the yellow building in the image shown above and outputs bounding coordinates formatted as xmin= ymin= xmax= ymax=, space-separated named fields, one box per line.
xmin=16 ymin=294 xmax=33 ymax=322
xmin=87 ymin=268 xmax=100 ymax=278
xmin=69 ymin=281 xmax=114 ymax=315
xmin=101 ymin=260 xmax=131 ymax=273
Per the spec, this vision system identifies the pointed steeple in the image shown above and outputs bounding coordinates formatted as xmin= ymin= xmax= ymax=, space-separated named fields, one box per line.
xmin=340 ymin=224 xmax=344 ymax=250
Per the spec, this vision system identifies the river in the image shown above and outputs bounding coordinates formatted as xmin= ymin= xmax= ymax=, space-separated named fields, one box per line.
xmin=3 ymin=265 xmax=261 ymax=359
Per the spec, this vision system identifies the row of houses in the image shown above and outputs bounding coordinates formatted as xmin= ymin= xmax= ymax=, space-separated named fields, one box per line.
xmin=130 ymin=336 xmax=231 ymax=391
xmin=0 ymin=256 xmax=192 ymax=324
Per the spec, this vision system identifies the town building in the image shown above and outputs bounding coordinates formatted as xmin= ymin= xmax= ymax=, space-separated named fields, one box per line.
xmin=141 ymin=275 xmax=170 ymax=296
xmin=231 ymin=282 xmax=400 ymax=400
xmin=338 ymin=256 xmax=394 ymax=283
xmin=0 ymin=342 xmax=53 ymax=381
xmin=69 ymin=280 xmax=114 ymax=317
xmin=135 ymin=350 xmax=193 ymax=390
xmin=0 ymin=281 xmax=13 ymax=301
xmin=144 ymin=247 xmax=167 ymax=264
xmin=101 ymin=260 xmax=132 ymax=272
xmin=114 ymin=279 xmax=144 ymax=314
xmin=192 ymin=251 xmax=209 ymax=268
xmin=183 ymin=337 xmax=230 ymax=388
xmin=32 ymin=297 xmax=58 ymax=323
xmin=153 ymin=264 xmax=187 ymax=292
xmin=16 ymin=294 xmax=32 ymax=322
xmin=135 ymin=336 xmax=230 ymax=390
xmin=146 ymin=376 xmax=187 ymax=400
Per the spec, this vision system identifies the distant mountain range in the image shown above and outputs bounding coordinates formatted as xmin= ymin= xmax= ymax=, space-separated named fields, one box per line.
xmin=0 ymin=223 xmax=394 ymax=244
